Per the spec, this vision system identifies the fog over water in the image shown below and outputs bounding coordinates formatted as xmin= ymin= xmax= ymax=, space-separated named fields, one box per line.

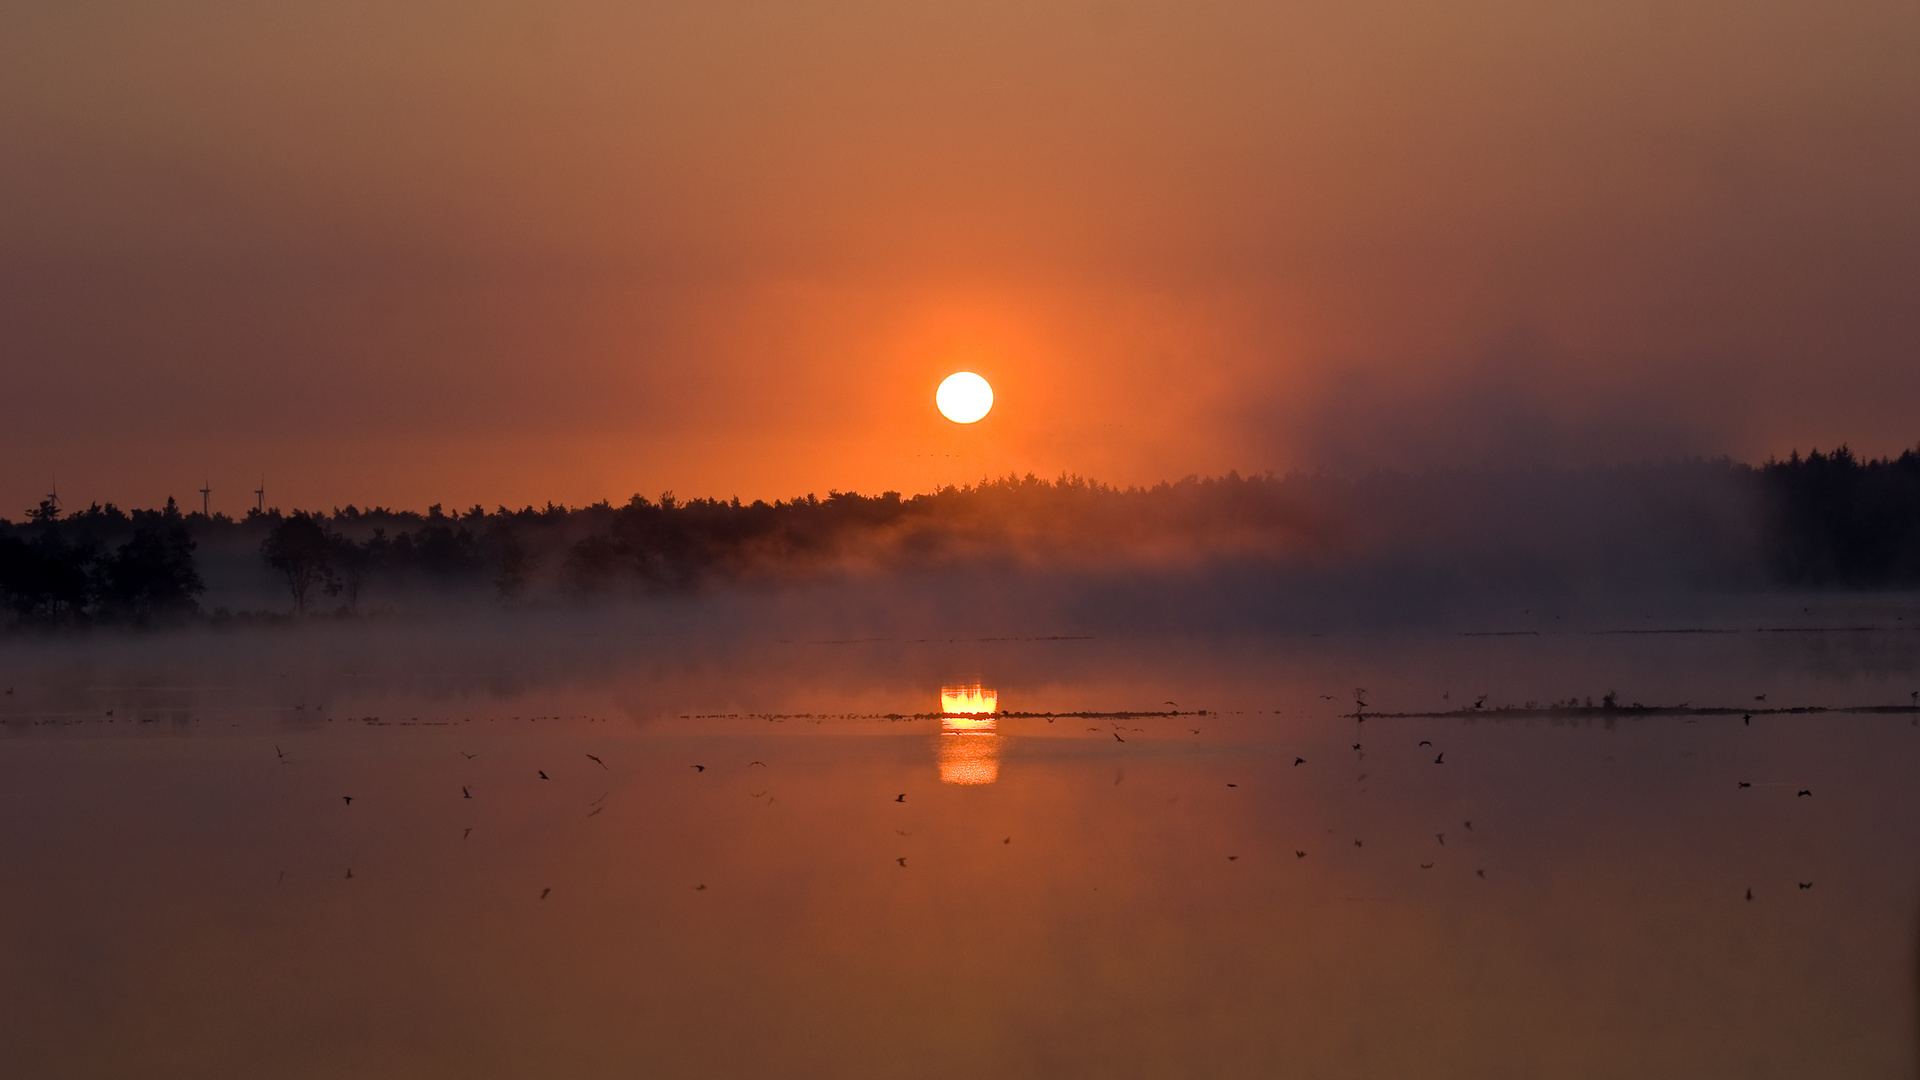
xmin=6 ymin=592 xmax=1920 ymax=1077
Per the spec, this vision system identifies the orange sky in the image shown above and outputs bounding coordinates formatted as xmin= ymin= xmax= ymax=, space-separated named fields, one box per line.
xmin=2 ymin=0 xmax=1917 ymax=513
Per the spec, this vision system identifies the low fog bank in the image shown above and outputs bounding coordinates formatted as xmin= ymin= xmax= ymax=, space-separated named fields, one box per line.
xmin=3 ymin=450 xmax=1918 ymax=634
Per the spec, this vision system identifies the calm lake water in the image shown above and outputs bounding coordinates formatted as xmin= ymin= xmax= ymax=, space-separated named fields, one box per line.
xmin=5 ymin=597 xmax=1920 ymax=1078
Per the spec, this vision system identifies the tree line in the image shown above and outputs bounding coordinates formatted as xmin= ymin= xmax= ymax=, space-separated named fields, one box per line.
xmin=2 ymin=449 xmax=1918 ymax=627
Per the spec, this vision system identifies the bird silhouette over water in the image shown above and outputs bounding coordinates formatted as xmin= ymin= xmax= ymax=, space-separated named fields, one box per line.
xmin=1228 ymin=855 xmax=1239 ymax=861
xmin=342 ymin=796 xmax=352 ymax=806
xmin=691 ymin=765 xmax=706 ymax=772
xmin=1738 ymin=782 xmax=1751 ymax=788
xmin=1296 ymin=850 xmax=1306 ymax=858
xmin=1746 ymin=888 xmax=1753 ymax=901
xmin=1799 ymin=882 xmax=1812 ymax=889
xmin=1419 ymin=740 xmax=1432 ymax=747
xmin=1352 ymin=743 xmax=1361 ymax=750
xmin=896 ymin=858 xmax=907 ymax=867
xmin=460 ymin=751 xmax=476 ymax=759
xmin=1434 ymin=752 xmax=1444 ymax=764
xmin=463 ymin=828 xmax=471 ymax=840
xmin=895 ymin=793 xmax=906 ymax=802
xmin=1294 ymin=757 xmax=1305 ymax=766
xmin=750 ymin=761 xmax=767 ymax=767
xmin=1003 ymin=837 xmax=1012 ymax=844
xmin=1113 ymin=732 xmax=1126 ymax=743
xmin=345 ymin=868 xmax=353 ymax=879
xmin=1164 ymin=701 xmax=1178 ymax=707
xmin=462 ymin=786 xmax=472 ymax=799
xmin=1464 ymin=821 xmax=1473 ymax=830
xmin=1476 ymin=869 xmax=1485 ymax=878
xmin=1799 ymin=789 xmax=1812 ymax=797
xmin=1436 ymin=833 xmax=1445 ymax=845
xmin=1755 ymin=694 xmax=1767 ymax=702
xmin=1420 ymin=862 xmax=1433 ymax=869
xmin=538 ymin=771 xmax=549 ymax=780
xmin=1743 ymin=714 xmax=1751 ymax=725
xmin=274 ymin=744 xmax=285 ymax=759
xmin=540 ymin=888 xmax=551 ymax=899
xmin=586 ymin=754 xmax=606 ymax=769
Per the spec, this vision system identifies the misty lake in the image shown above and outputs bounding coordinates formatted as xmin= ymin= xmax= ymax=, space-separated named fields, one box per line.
xmin=5 ymin=596 xmax=1920 ymax=1078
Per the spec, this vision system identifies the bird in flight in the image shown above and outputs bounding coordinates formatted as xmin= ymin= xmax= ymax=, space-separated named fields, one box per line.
xmin=1295 ymin=850 xmax=1306 ymax=858
xmin=691 ymin=765 xmax=706 ymax=772
xmin=460 ymin=751 xmax=476 ymax=759
xmin=1418 ymin=740 xmax=1432 ymax=747
xmin=1164 ymin=700 xmax=1178 ymax=707
xmin=895 ymin=793 xmax=906 ymax=802
xmin=1227 ymin=782 xmax=1237 ymax=787
xmin=1755 ymin=694 xmax=1767 ymax=702
xmin=1003 ymin=837 xmax=1012 ymax=844
xmin=1799 ymin=882 xmax=1812 ymax=889
xmin=695 ymin=884 xmax=706 ymax=891
xmin=586 ymin=754 xmax=606 ymax=769
xmin=538 ymin=770 xmax=549 ymax=780
xmin=1738 ymin=782 xmax=1751 ymax=788
xmin=1294 ymin=757 xmax=1305 ymax=766
xmin=1436 ymin=833 xmax=1445 ymax=845
xmin=1746 ymin=888 xmax=1753 ymax=901
xmin=896 ymin=858 xmax=908 ymax=867
xmin=463 ymin=828 xmax=471 ymax=840
xmin=342 ymin=796 xmax=353 ymax=806
xmin=1113 ymin=732 xmax=1125 ymax=742
xmin=1464 ymin=821 xmax=1473 ymax=830
xmin=1420 ymin=863 xmax=1433 ymax=869
xmin=1434 ymin=752 xmax=1445 ymax=764
xmin=345 ymin=868 xmax=353 ymax=879
xmin=750 ymin=760 xmax=767 ymax=767
xmin=1798 ymin=790 xmax=1812 ymax=797
xmin=540 ymin=888 xmax=551 ymax=900
xmin=275 ymin=744 xmax=285 ymax=759
xmin=462 ymin=786 xmax=472 ymax=799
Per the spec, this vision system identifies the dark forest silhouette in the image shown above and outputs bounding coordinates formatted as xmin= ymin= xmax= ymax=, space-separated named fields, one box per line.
xmin=1 ymin=448 xmax=1918 ymax=628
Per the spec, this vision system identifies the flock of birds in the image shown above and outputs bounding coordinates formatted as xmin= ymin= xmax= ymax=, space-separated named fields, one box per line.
xmin=4 ymin=680 xmax=1848 ymax=904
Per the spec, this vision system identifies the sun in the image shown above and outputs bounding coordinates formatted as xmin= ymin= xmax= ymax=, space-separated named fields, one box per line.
xmin=936 ymin=371 xmax=993 ymax=424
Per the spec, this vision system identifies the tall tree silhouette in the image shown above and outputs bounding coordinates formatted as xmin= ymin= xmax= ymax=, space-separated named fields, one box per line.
xmin=99 ymin=497 xmax=204 ymax=622
xmin=261 ymin=514 xmax=336 ymax=614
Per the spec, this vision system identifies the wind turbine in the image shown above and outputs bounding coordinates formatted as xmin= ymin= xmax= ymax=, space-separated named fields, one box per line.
xmin=200 ymin=478 xmax=212 ymax=518
xmin=254 ymin=476 xmax=265 ymax=515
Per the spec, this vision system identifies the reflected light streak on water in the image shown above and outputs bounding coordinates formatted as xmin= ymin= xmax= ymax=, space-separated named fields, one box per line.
xmin=941 ymin=686 xmax=1000 ymax=783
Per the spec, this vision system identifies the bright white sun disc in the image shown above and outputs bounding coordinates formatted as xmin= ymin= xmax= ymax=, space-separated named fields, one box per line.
xmin=936 ymin=372 xmax=993 ymax=424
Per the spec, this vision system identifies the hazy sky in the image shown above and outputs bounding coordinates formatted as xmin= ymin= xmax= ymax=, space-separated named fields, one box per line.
xmin=3 ymin=0 xmax=1917 ymax=513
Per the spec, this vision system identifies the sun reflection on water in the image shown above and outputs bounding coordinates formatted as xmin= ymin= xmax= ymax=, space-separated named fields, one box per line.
xmin=939 ymin=684 xmax=1001 ymax=784
xmin=940 ymin=685 xmax=998 ymax=716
